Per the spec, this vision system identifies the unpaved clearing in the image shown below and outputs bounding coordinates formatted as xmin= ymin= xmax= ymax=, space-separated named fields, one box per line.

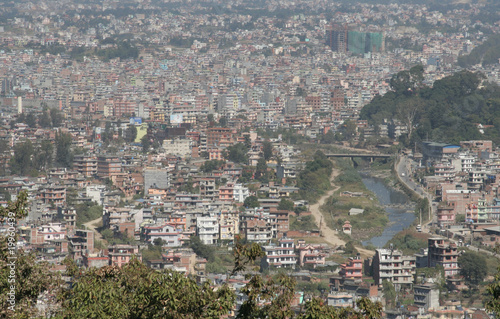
xmin=309 ymin=166 xmax=374 ymax=259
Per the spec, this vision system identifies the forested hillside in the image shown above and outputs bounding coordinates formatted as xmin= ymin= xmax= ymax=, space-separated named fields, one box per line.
xmin=360 ymin=67 xmax=500 ymax=145
xmin=458 ymin=34 xmax=500 ymax=68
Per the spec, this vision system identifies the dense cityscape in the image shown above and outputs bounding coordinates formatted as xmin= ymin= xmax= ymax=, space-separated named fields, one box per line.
xmin=1 ymin=0 xmax=500 ymax=318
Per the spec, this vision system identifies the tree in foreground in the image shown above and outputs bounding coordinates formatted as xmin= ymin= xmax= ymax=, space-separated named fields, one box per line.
xmin=1 ymin=193 xmax=383 ymax=319
xmin=487 ymin=265 xmax=500 ymax=316
xmin=60 ymin=258 xmax=234 ymax=319
xmin=0 ymin=191 xmax=63 ymax=318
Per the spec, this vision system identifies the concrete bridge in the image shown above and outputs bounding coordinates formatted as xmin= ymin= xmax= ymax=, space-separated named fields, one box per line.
xmin=325 ymin=153 xmax=392 ymax=161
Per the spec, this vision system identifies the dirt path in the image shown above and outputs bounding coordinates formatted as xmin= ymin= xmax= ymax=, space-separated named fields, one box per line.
xmin=309 ymin=167 xmax=374 ymax=259
xmin=83 ymin=217 xmax=104 ymax=242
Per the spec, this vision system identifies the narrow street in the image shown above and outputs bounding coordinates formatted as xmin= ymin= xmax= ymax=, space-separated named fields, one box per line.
xmin=83 ymin=216 xmax=104 ymax=242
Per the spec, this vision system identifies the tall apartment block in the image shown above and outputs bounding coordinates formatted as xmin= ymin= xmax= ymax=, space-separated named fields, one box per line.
xmin=428 ymin=238 xmax=460 ymax=277
xmin=372 ymin=248 xmax=416 ymax=289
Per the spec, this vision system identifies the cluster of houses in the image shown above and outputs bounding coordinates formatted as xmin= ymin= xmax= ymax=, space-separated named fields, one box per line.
xmin=414 ymin=140 xmax=500 ymax=248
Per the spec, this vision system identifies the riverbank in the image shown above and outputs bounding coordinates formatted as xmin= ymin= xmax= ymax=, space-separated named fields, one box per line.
xmin=308 ymin=162 xmax=375 ymax=258
xmin=318 ymin=159 xmax=390 ymax=243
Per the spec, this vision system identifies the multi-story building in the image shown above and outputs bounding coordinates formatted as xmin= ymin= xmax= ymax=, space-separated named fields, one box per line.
xmin=206 ymin=127 xmax=234 ymax=148
xmin=57 ymin=207 xmax=76 ymax=230
xmin=219 ymin=210 xmax=239 ymax=242
xmin=68 ymin=229 xmax=94 ymax=263
xmin=372 ymin=248 xmax=416 ymax=288
xmin=97 ymin=155 xmax=122 ymax=179
xmin=428 ymin=238 xmax=460 ymax=277
xmin=141 ymin=223 xmax=182 ymax=247
xmin=29 ymin=222 xmax=67 ymax=245
xmin=73 ymin=155 xmax=98 ymax=177
xmin=112 ymin=98 xmax=136 ymax=118
xmin=218 ymin=183 xmax=234 ymax=201
xmin=108 ymin=244 xmax=141 ymax=267
xmin=340 ymin=256 xmax=363 ymax=280
xmin=162 ymin=138 xmax=192 ymax=158
xmin=414 ymin=284 xmax=439 ymax=311
xmin=233 ymin=183 xmax=249 ymax=203
xmin=268 ymin=209 xmax=290 ymax=239
xmin=38 ymin=185 xmax=66 ymax=206
xmin=199 ymin=178 xmax=216 ymax=201
xmin=241 ymin=219 xmax=272 ymax=243
xmin=326 ymin=25 xmax=348 ymax=53
xmin=262 ymin=238 xmax=297 ymax=269
xmin=144 ymin=168 xmax=170 ymax=195
xmin=196 ymin=216 xmax=219 ymax=245
xmin=468 ymin=171 xmax=486 ymax=191
xmin=296 ymin=242 xmax=326 ymax=268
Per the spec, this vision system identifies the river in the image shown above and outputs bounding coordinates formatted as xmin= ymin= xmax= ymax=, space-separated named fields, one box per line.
xmin=360 ymin=174 xmax=416 ymax=248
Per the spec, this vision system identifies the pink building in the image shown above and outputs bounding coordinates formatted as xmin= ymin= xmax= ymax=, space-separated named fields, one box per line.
xmin=297 ymin=242 xmax=326 ymax=268
xmin=340 ymin=256 xmax=363 ymax=280
xmin=108 ymin=245 xmax=141 ymax=267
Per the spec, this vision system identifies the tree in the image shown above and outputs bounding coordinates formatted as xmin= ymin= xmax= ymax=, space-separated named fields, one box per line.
xmin=224 ymin=143 xmax=248 ymax=164
xmin=55 ymin=131 xmax=73 ymax=168
xmin=34 ymin=139 xmax=53 ymax=170
xmin=389 ymin=64 xmax=424 ymax=96
xmin=338 ymin=120 xmax=357 ymax=142
xmin=278 ymin=198 xmax=294 ymax=211
xmin=486 ymin=265 xmax=500 ymax=315
xmin=244 ymin=135 xmax=252 ymax=150
xmin=39 ymin=109 xmax=52 ymax=128
xmin=344 ymin=241 xmax=358 ymax=255
xmin=124 ymin=125 xmax=137 ymax=143
xmin=50 ymin=108 xmax=64 ymax=127
xmin=25 ymin=112 xmax=37 ymax=128
xmin=141 ymin=134 xmax=151 ymax=154
xmin=0 ymin=140 xmax=7 ymax=155
xmin=219 ymin=117 xmax=228 ymax=127
xmin=458 ymin=251 xmax=487 ymax=287
xmin=254 ymin=157 xmax=269 ymax=182
xmin=382 ymin=280 xmax=396 ymax=308
xmin=397 ymin=96 xmax=423 ymax=140
xmin=320 ymin=130 xmax=336 ymax=144
xmin=9 ymin=140 xmax=34 ymax=175
xmin=0 ymin=191 xmax=63 ymax=318
xmin=262 ymin=140 xmax=273 ymax=160
xmin=189 ymin=235 xmax=215 ymax=262
xmin=60 ymin=258 xmax=235 ymax=319
xmin=200 ymin=160 xmax=225 ymax=173
xmin=244 ymin=195 xmax=260 ymax=208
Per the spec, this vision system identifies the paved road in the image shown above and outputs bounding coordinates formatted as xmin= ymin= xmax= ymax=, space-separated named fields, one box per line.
xmin=395 ymin=155 xmax=436 ymax=230
xmin=395 ymin=154 xmax=500 ymax=259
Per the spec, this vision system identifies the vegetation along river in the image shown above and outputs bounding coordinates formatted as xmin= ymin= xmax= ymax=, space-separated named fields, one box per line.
xmin=360 ymin=174 xmax=415 ymax=248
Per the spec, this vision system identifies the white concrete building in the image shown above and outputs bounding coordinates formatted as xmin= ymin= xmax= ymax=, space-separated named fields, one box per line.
xmin=196 ymin=216 xmax=219 ymax=245
xmin=262 ymin=238 xmax=297 ymax=269
xmin=233 ymin=183 xmax=249 ymax=203
xmin=162 ymin=138 xmax=192 ymax=158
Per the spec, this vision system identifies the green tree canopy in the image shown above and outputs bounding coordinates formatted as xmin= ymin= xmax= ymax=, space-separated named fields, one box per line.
xmin=262 ymin=140 xmax=273 ymax=161
xmin=55 ymin=131 xmax=73 ymax=168
xmin=244 ymin=195 xmax=260 ymax=208
xmin=224 ymin=143 xmax=248 ymax=164
xmin=278 ymin=198 xmax=294 ymax=211
xmin=124 ymin=125 xmax=137 ymax=143
xmin=9 ymin=140 xmax=34 ymax=175
xmin=458 ymin=251 xmax=487 ymax=286
xmin=200 ymin=159 xmax=225 ymax=173
xmin=360 ymin=69 xmax=491 ymax=145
